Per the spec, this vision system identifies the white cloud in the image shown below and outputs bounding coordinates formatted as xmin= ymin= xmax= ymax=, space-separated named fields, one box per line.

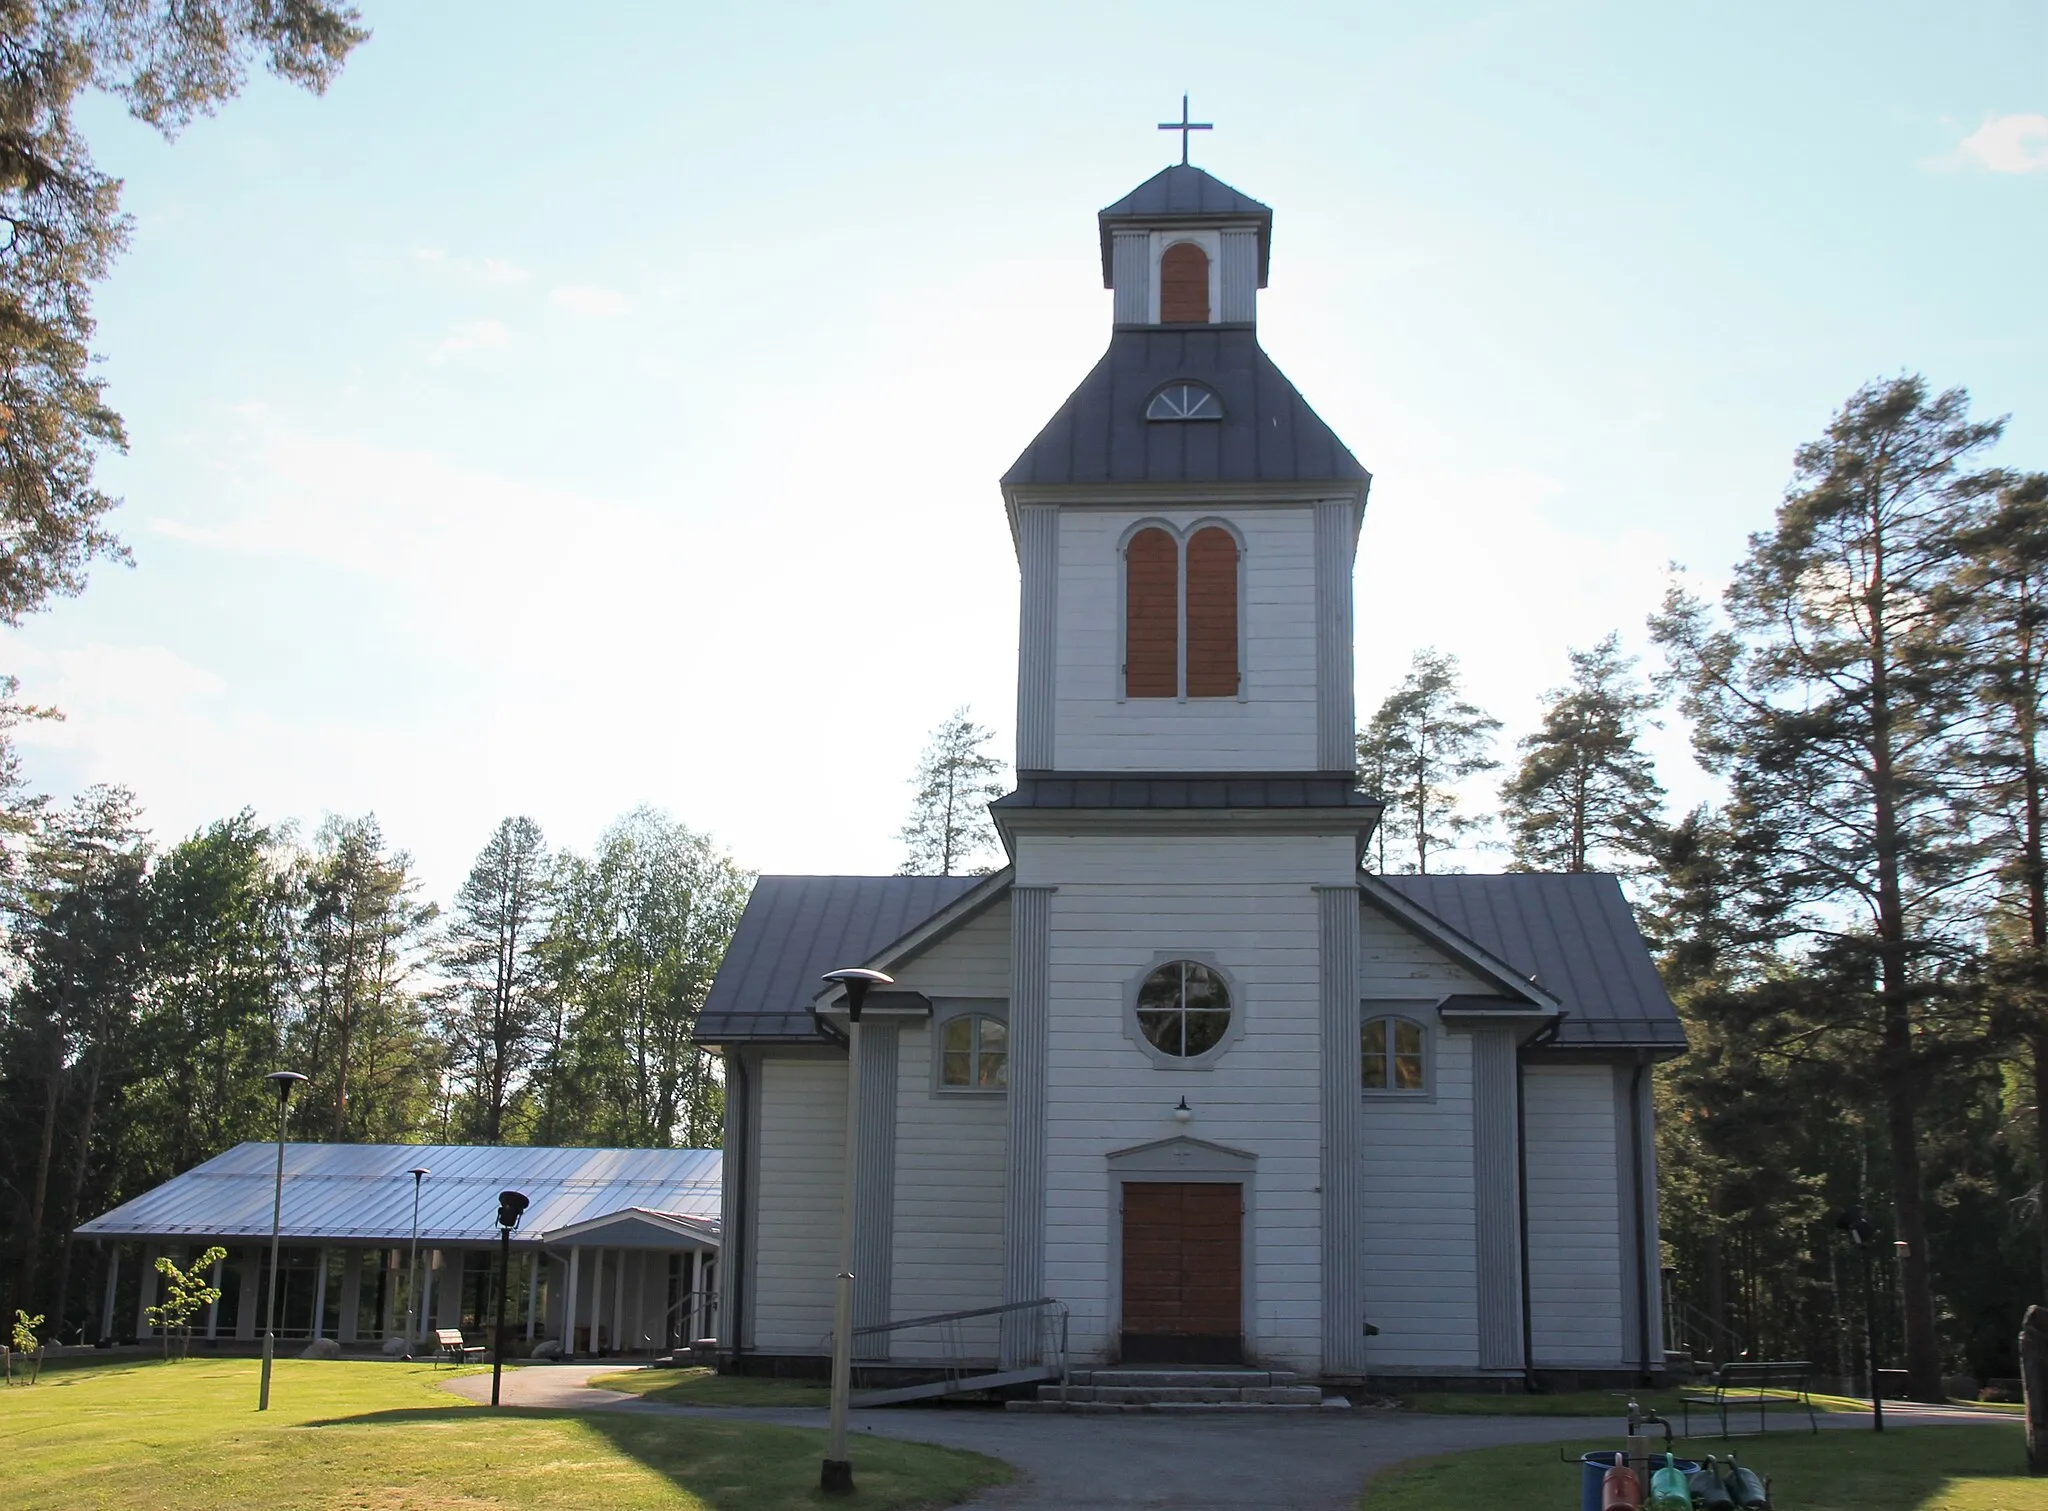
xmin=414 ymin=248 xmax=534 ymax=286
xmin=549 ymin=283 xmax=632 ymax=318
xmin=1952 ymin=113 xmax=2048 ymax=174
xmin=431 ymin=317 xmax=511 ymax=360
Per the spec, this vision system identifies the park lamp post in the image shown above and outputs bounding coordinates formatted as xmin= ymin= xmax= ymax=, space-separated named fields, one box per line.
xmin=491 ymin=1190 xmax=530 ymax=1407
xmin=1836 ymin=1208 xmax=1884 ymax=1432
xmin=401 ymin=1167 xmax=430 ymax=1360
xmin=257 ymin=1070 xmax=307 ymax=1412
xmin=818 ymin=966 xmax=893 ymax=1495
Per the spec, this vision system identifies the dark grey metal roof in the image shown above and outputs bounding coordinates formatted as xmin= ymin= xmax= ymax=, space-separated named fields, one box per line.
xmin=696 ymin=874 xmax=983 ymax=1044
xmin=1002 ymin=328 xmax=1368 ymax=489
xmin=1098 ymin=165 xmax=1274 ymax=285
xmin=77 ymin=1143 xmax=721 ymax=1247
xmin=1378 ymin=873 xmax=1686 ymax=1053
xmin=995 ymin=774 xmax=1381 ymax=811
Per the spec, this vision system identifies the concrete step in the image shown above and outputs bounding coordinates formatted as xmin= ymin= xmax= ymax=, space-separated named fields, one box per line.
xmin=1009 ymin=1396 xmax=1351 ymax=1415
xmin=1040 ymin=1382 xmax=1324 ymax=1405
xmin=1067 ymin=1368 xmax=1300 ymax=1388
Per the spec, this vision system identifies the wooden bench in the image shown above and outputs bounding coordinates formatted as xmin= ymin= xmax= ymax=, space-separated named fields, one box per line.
xmin=434 ymin=1328 xmax=485 ymax=1367
xmin=1680 ymin=1359 xmax=1819 ymax=1437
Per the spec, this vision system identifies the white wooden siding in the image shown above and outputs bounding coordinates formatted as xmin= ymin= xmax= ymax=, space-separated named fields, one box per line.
xmin=888 ymin=903 xmax=1011 ymax=998
xmin=1051 ymin=507 xmax=1320 ymax=771
xmin=751 ymin=1054 xmax=846 ymax=1354
xmin=1028 ymin=832 xmax=1344 ymax=1371
xmin=1358 ymin=901 xmax=1491 ymax=999
xmin=890 ymin=1021 xmax=1008 ymax=1360
xmin=1359 ymin=1026 xmax=1479 ymax=1370
xmin=1524 ymin=1064 xmax=1626 ymax=1366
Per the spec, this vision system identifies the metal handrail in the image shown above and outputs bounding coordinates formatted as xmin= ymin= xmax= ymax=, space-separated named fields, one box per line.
xmin=1667 ymin=1298 xmax=1746 ymax=1365
xmin=848 ymin=1296 xmax=1070 ymax=1404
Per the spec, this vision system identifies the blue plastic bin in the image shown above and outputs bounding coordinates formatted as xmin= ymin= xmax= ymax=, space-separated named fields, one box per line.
xmin=1578 ymin=1453 xmax=1701 ymax=1511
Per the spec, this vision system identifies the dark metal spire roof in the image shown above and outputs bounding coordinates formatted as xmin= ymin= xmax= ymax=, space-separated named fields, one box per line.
xmin=1001 ymin=326 xmax=1368 ymax=490
xmin=1099 ymin=165 xmax=1274 ymax=286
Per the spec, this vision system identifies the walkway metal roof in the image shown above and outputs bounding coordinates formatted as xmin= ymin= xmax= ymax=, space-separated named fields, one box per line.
xmin=77 ymin=1143 xmax=721 ymax=1248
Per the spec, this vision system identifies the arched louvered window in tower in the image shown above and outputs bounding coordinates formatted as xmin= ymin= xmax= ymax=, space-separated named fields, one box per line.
xmin=1124 ymin=526 xmax=1180 ymax=698
xmin=1159 ymin=242 xmax=1210 ymax=324
xmin=1184 ymin=526 xmax=1240 ymax=698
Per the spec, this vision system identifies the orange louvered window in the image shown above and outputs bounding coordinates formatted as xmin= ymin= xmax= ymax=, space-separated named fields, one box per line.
xmin=1185 ymin=527 xmax=1240 ymax=698
xmin=1125 ymin=527 xmax=1180 ymax=698
xmin=1159 ymin=242 xmax=1210 ymax=324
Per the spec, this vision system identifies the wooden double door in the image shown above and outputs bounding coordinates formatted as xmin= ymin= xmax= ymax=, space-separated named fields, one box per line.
xmin=1119 ymin=1181 xmax=1243 ymax=1364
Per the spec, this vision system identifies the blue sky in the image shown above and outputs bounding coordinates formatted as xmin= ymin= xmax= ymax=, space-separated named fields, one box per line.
xmin=4 ymin=0 xmax=2043 ymax=895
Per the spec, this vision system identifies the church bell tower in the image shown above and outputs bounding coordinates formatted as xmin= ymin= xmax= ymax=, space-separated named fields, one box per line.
xmin=999 ymin=155 xmax=1372 ymax=783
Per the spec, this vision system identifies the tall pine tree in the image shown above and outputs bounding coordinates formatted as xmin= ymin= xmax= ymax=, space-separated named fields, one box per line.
xmin=899 ymin=707 xmax=1007 ymax=876
xmin=1653 ymin=374 xmax=2004 ymax=1399
xmin=1500 ymin=633 xmax=1664 ymax=873
xmin=1358 ymin=648 xmax=1499 ymax=874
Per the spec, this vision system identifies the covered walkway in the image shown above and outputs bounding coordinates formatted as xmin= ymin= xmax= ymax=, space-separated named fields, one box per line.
xmin=76 ymin=1143 xmax=720 ymax=1357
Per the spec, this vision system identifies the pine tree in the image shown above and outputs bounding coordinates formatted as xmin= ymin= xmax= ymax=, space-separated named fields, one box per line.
xmin=1358 ymin=649 xmax=1500 ymax=874
xmin=436 ymin=817 xmax=554 ymax=1145
xmin=1652 ymin=374 xmax=2004 ymax=1400
xmin=1500 ymin=633 xmax=1664 ymax=873
xmin=898 ymin=707 xmax=1007 ymax=876
xmin=1948 ymin=470 xmax=2048 ymax=1295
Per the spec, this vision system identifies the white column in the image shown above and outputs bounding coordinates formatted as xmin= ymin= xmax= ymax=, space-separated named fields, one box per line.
xmin=683 ymin=1251 xmax=697 ymax=1343
xmin=418 ymin=1250 xmax=435 ymax=1341
xmin=380 ymin=1250 xmax=398 ymax=1339
xmin=525 ymin=1253 xmax=539 ymax=1341
xmin=135 ymin=1245 xmax=159 ymax=1338
xmin=205 ymin=1254 xmax=224 ymax=1340
xmin=591 ymin=1247 xmax=608 ymax=1355
xmin=564 ymin=1248 xmax=582 ymax=1356
xmin=339 ymin=1249 xmax=362 ymax=1342
xmin=99 ymin=1246 xmax=120 ymax=1343
xmin=611 ymin=1250 xmax=626 ymax=1354
xmin=235 ymin=1249 xmax=259 ymax=1340
xmin=312 ymin=1246 xmax=331 ymax=1339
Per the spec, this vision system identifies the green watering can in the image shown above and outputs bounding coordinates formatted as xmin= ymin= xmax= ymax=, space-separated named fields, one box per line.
xmin=1646 ymin=1454 xmax=1689 ymax=1511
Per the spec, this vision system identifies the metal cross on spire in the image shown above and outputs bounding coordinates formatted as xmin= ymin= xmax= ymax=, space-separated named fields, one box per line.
xmin=1157 ymin=94 xmax=1212 ymax=166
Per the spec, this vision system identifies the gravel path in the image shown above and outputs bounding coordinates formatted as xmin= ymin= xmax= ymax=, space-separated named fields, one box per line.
xmin=440 ymin=1365 xmax=2011 ymax=1510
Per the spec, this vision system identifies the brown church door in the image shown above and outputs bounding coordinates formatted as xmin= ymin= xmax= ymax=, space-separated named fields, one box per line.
xmin=1120 ymin=1181 xmax=1243 ymax=1364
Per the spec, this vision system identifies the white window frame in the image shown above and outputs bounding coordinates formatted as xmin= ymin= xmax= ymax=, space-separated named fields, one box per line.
xmin=1360 ymin=1006 xmax=1434 ymax=1101
xmin=1114 ymin=516 xmax=1249 ymax=704
xmin=1124 ymin=951 xmax=1244 ymax=1070
xmin=931 ymin=1001 xmax=1009 ymax=1096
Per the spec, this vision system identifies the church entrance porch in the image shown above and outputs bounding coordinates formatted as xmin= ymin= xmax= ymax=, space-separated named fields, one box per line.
xmin=1119 ymin=1180 xmax=1243 ymax=1364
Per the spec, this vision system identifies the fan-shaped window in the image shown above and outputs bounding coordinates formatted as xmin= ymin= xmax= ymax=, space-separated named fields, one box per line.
xmin=1185 ymin=526 xmax=1240 ymax=698
xmin=1159 ymin=241 xmax=1210 ymax=323
xmin=1362 ymin=1015 xmax=1428 ymax=1093
xmin=1124 ymin=526 xmax=1179 ymax=699
xmin=1135 ymin=960 xmax=1233 ymax=1058
xmin=1146 ymin=383 xmax=1223 ymax=421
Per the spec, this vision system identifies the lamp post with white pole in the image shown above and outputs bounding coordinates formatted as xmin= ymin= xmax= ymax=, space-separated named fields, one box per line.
xmin=818 ymin=966 xmax=892 ymax=1496
xmin=257 ymin=1070 xmax=307 ymax=1412
xmin=401 ymin=1167 xmax=430 ymax=1359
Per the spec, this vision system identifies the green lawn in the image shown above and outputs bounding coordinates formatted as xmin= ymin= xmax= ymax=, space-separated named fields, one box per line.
xmin=0 ymin=1356 xmax=1005 ymax=1510
xmin=1361 ymin=1425 xmax=2035 ymax=1510
xmin=590 ymin=1365 xmax=832 ymax=1408
xmin=1393 ymin=1386 xmax=1870 ymax=1416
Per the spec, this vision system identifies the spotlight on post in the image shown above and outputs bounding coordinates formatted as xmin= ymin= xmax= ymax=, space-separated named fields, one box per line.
xmin=818 ymin=966 xmax=893 ymax=1496
xmin=257 ymin=1070 xmax=307 ymax=1412
xmin=491 ymin=1190 xmax=530 ymax=1407
xmin=1835 ymin=1208 xmax=1884 ymax=1432
xmin=401 ymin=1167 xmax=430 ymax=1360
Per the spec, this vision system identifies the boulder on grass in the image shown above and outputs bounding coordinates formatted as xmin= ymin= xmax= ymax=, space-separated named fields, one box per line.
xmin=380 ymin=1336 xmax=408 ymax=1357
xmin=299 ymin=1337 xmax=342 ymax=1360
xmin=529 ymin=1338 xmax=563 ymax=1361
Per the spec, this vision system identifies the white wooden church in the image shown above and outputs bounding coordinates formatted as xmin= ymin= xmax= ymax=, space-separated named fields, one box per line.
xmin=697 ymin=156 xmax=1685 ymax=1390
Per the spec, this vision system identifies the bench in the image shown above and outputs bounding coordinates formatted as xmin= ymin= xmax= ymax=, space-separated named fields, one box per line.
xmin=1680 ymin=1359 xmax=1819 ymax=1437
xmin=433 ymin=1328 xmax=486 ymax=1367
